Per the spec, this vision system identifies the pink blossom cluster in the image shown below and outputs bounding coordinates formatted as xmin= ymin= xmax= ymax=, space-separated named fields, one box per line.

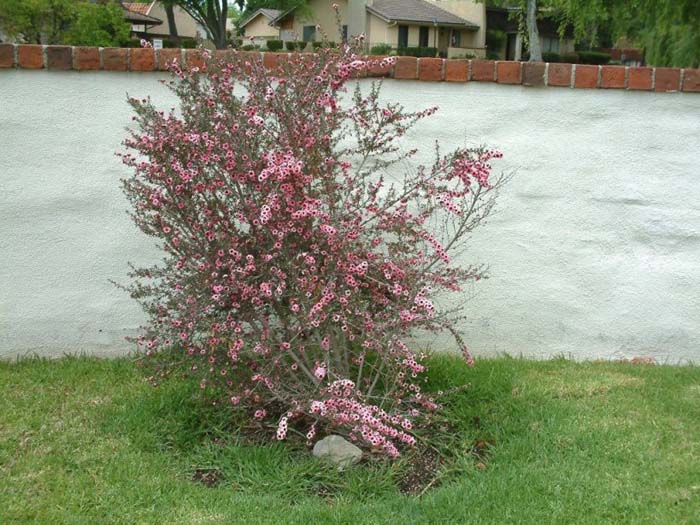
xmin=121 ymin=31 xmax=502 ymax=458
xmin=309 ymin=379 xmax=416 ymax=457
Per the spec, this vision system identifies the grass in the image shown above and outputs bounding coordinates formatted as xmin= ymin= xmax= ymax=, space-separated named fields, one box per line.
xmin=1 ymin=354 xmax=699 ymax=524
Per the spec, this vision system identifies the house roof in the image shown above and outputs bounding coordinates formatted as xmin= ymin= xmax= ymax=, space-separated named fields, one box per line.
xmin=122 ymin=3 xmax=162 ymax=25
xmin=240 ymin=8 xmax=283 ymax=28
xmin=123 ymin=2 xmax=152 ymax=15
xmin=367 ymin=0 xmax=479 ymax=28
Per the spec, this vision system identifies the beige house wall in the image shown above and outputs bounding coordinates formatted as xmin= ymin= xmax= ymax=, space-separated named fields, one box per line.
xmin=146 ymin=1 xmax=204 ymax=39
xmin=289 ymin=0 xmax=348 ymax=42
xmin=367 ymin=13 xmax=482 ymax=56
xmin=242 ymin=14 xmax=278 ymax=39
xmin=425 ymin=0 xmax=486 ymax=48
xmin=367 ymin=15 xmax=442 ymax=49
xmin=367 ymin=13 xmax=397 ymax=48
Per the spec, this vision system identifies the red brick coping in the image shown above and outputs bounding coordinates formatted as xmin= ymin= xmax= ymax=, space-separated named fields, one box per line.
xmin=1 ymin=44 xmax=698 ymax=93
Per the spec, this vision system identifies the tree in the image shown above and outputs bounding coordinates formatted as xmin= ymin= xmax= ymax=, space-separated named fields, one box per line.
xmin=486 ymin=0 xmax=700 ymax=67
xmin=162 ymin=0 xmax=180 ymax=44
xmin=525 ymin=0 xmax=542 ymax=62
xmin=0 ymin=0 xmax=76 ymax=44
xmin=608 ymin=0 xmax=700 ymax=67
xmin=171 ymin=0 xmax=229 ymax=48
xmin=62 ymin=1 xmax=130 ymax=47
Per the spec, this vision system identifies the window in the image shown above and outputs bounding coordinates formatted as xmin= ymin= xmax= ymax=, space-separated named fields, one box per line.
xmin=450 ymin=30 xmax=461 ymax=48
xmin=419 ymin=27 xmax=429 ymax=48
xmin=342 ymin=25 xmax=348 ymax=42
xmin=398 ymin=25 xmax=409 ymax=48
xmin=542 ymin=36 xmax=560 ymax=53
xmin=303 ymin=25 xmax=316 ymax=42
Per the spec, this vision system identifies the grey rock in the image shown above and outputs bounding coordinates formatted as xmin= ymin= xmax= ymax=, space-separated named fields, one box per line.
xmin=312 ymin=435 xmax=362 ymax=468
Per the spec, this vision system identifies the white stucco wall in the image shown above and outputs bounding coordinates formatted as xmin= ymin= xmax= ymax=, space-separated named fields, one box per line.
xmin=1 ymin=70 xmax=699 ymax=362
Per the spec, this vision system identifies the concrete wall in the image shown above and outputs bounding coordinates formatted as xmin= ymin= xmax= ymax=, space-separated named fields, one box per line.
xmin=1 ymin=70 xmax=699 ymax=362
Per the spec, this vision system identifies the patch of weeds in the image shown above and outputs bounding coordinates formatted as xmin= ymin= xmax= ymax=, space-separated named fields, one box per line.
xmin=191 ymin=467 xmax=224 ymax=487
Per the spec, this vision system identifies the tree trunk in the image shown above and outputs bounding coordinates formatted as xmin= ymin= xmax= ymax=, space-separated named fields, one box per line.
xmin=216 ymin=0 xmax=228 ymax=49
xmin=526 ymin=0 xmax=543 ymax=62
xmin=165 ymin=4 xmax=180 ymax=44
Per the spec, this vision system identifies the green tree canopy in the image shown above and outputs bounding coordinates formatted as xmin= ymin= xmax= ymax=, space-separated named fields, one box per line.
xmin=0 ymin=0 xmax=76 ymax=44
xmin=63 ymin=1 xmax=130 ymax=47
xmin=486 ymin=0 xmax=700 ymax=67
xmin=0 ymin=0 xmax=130 ymax=47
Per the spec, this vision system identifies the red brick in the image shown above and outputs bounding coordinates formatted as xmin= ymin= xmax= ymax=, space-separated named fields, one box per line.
xmin=0 ymin=44 xmax=15 ymax=68
xmin=444 ymin=59 xmax=468 ymax=82
xmin=129 ymin=47 xmax=155 ymax=71
xmin=600 ymin=66 xmax=626 ymax=89
xmin=368 ymin=55 xmax=391 ymax=77
xmin=547 ymin=63 xmax=572 ymax=87
xmin=522 ymin=62 xmax=545 ymax=86
xmin=241 ymin=51 xmax=263 ymax=73
xmin=574 ymin=64 xmax=598 ymax=89
xmin=46 ymin=45 xmax=72 ymax=70
xmin=418 ymin=58 xmax=443 ymax=81
xmin=103 ymin=48 xmax=128 ymax=71
xmin=471 ymin=60 xmax=495 ymax=81
xmin=157 ymin=48 xmax=181 ymax=71
xmin=18 ymin=45 xmax=43 ymax=69
xmin=74 ymin=47 xmax=100 ymax=70
xmin=682 ymin=69 xmax=700 ymax=93
xmin=393 ymin=56 xmax=417 ymax=79
xmin=627 ymin=67 xmax=652 ymax=90
xmin=262 ymin=51 xmax=280 ymax=70
xmin=655 ymin=67 xmax=681 ymax=92
xmin=240 ymin=50 xmax=262 ymax=64
xmin=214 ymin=49 xmax=234 ymax=63
xmin=185 ymin=49 xmax=205 ymax=70
xmin=496 ymin=61 xmax=521 ymax=84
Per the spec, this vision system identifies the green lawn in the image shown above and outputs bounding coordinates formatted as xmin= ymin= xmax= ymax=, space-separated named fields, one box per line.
xmin=1 ymin=354 xmax=698 ymax=524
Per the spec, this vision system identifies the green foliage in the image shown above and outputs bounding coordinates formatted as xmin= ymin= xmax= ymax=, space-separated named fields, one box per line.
xmin=62 ymin=1 xmax=130 ymax=48
xmin=266 ymin=39 xmax=284 ymax=51
xmin=560 ymin=51 xmax=579 ymax=63
xmin=370 ymin=43 xmax=392 ymax=56
xmin=284 ymin=40 xmax=306 ymax=51
xmin=484 ymin=0 xmax=700 ymax=67
xmin=486 ymin=29 xmax=507 ymax=52
xmin=0 ymin=0 xmax=129 ymax=47
xmin=396 ymin=46 xmax=438 ymax=58
xmin=576 ymin=50 xmax=610 ymax=64
xmin=311 ymin=41 xmax=336 ymax=50
xmin=623 ymin=1 xmax=700 ymax=68
xmin=541 ymin=51 xmax=561 ymax=63
xmin=541 ymin=50 xmax=610 ymax=65
xmin=0 ymin=0 xmax=76 ymax=44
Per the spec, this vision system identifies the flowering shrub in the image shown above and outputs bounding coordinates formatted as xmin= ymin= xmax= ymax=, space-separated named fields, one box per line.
xmin=120 ymin=34 xmax=503 ymax=458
